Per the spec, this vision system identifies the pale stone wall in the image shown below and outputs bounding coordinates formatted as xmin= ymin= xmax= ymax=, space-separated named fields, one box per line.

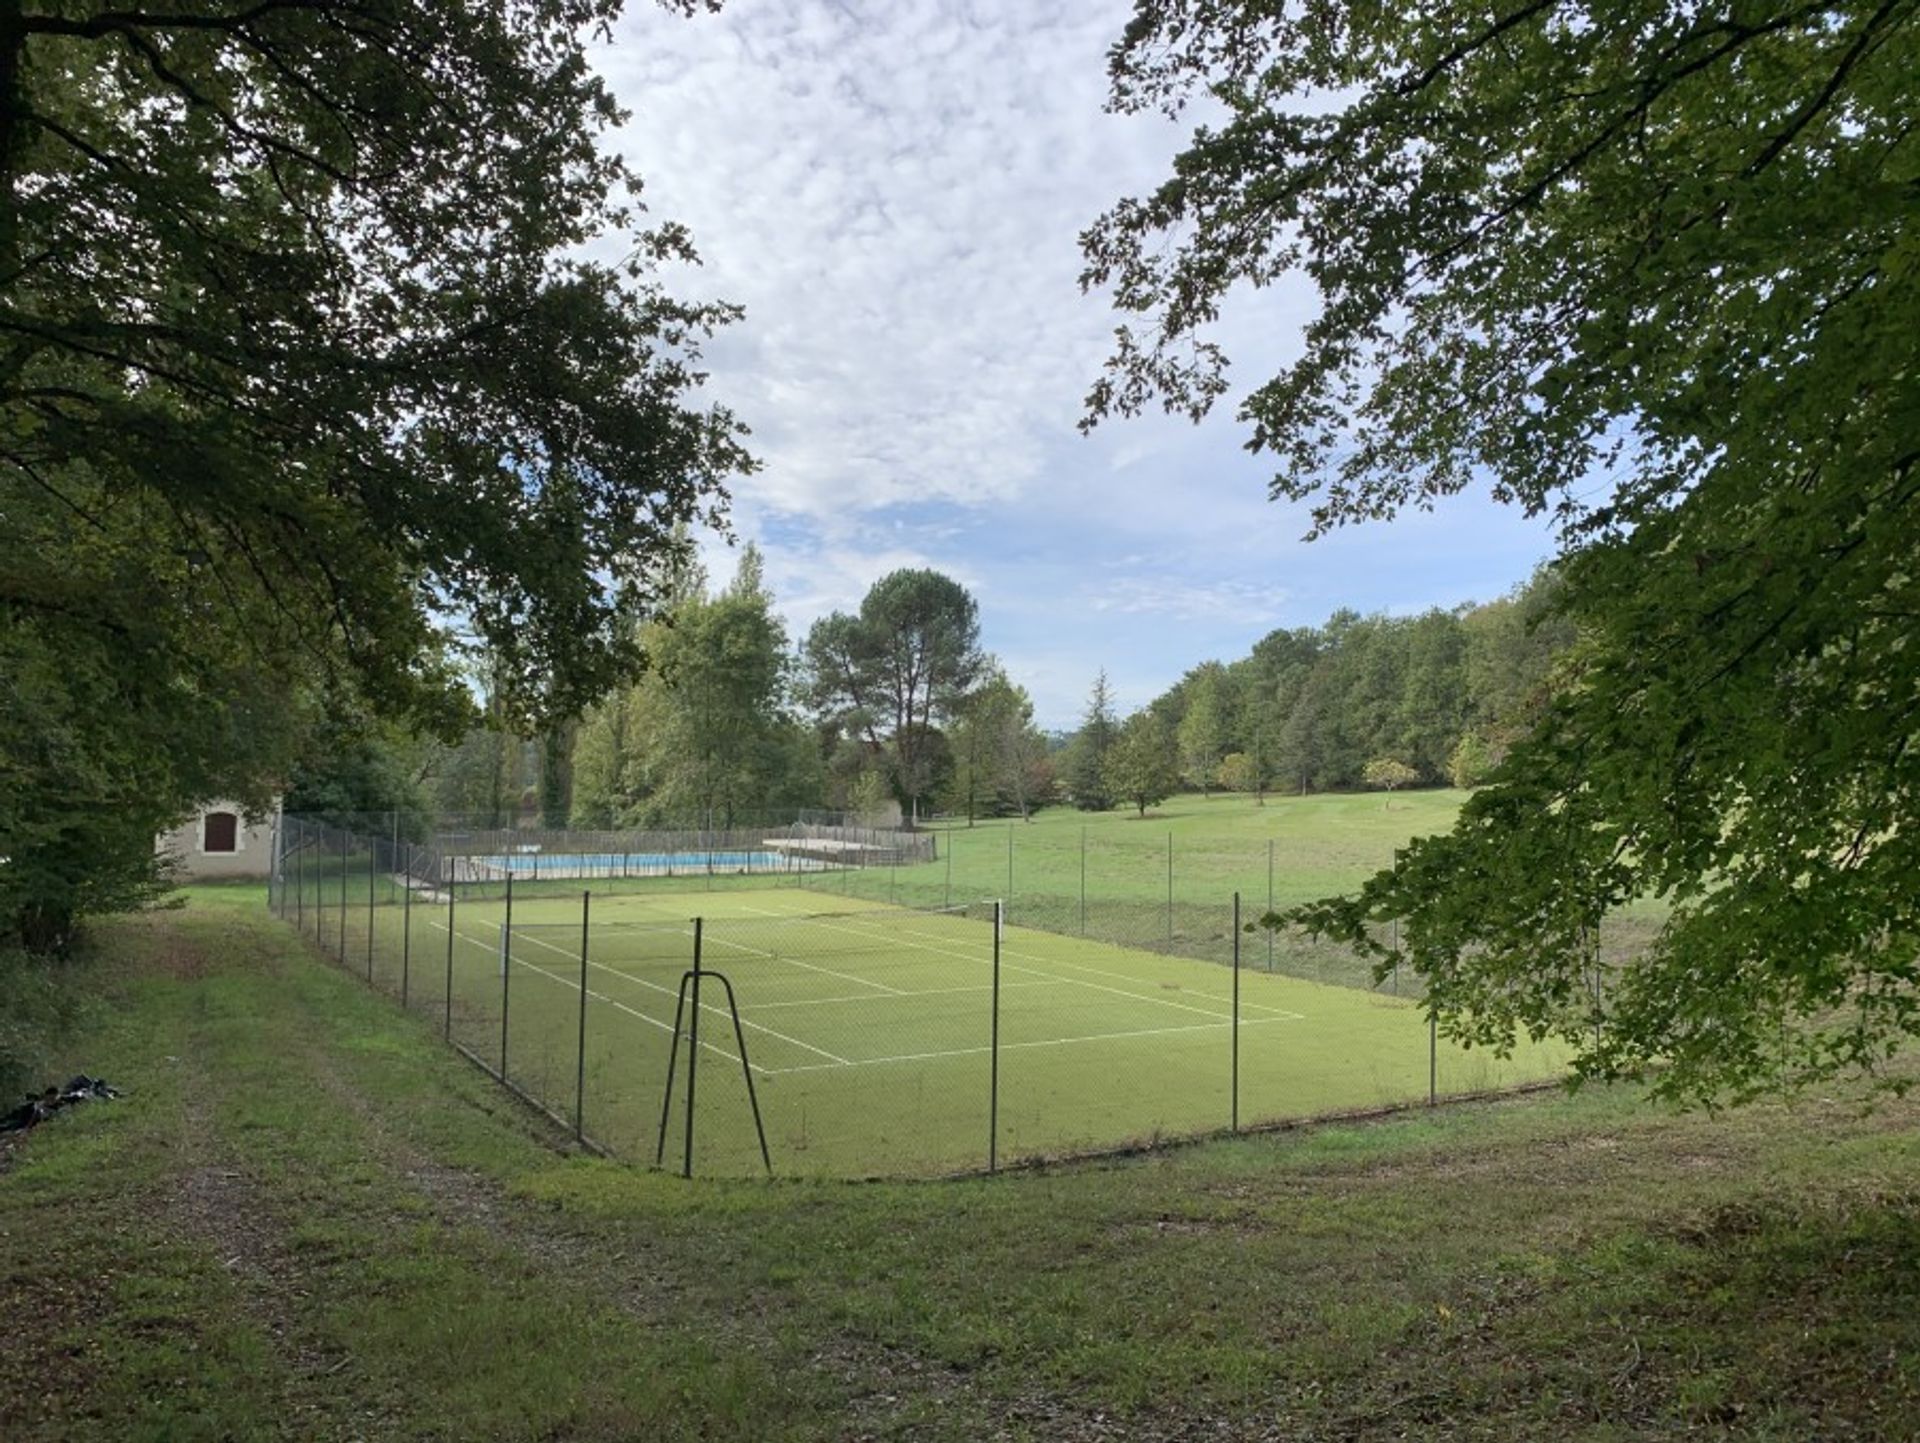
xmin=155 ymin=801 xmax=278 ymax=880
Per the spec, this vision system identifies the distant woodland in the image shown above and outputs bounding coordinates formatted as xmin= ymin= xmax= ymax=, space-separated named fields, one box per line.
xmin=292 ymin=566 xmax=1571 ymax=831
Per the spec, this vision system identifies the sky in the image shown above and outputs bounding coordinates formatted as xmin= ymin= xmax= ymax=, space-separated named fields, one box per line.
xmin=590 ymin=0 xmax=1557 ymax=731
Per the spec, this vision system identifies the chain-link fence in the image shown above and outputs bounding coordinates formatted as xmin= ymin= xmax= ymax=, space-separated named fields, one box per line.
xmin=268 ymin=813 xmax=1613 ymax=1178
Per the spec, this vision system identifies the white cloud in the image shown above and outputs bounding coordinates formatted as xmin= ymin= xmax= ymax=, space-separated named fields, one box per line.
xmin=588 ymin=0 xmax=1557 ymax=730
xmin=595 ymin=0 xmax=1217 ymax=521
xmin=1083 ymin=577 xmax=1293 ymax=625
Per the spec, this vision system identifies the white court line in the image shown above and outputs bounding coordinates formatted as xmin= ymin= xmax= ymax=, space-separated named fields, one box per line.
xmin=506 ymin=921 xmax=852 ymax=1066
xmin=904 ymin=922 xmax=1309 ymax=1021
xmin=734 ymin=905 xmax=1303 ymax=1025
xmin=762 ymin=1013 xmax=1298 ymax=1076
xmin=424 ymin=920 xmax=749 ymax=1070
xmin=697 ymin=928 xmax=906 ymax=996
xmin=780 ymin=906 xmax=1306 ymax=1021
xmin=745 ymin=979 xmax=1062 ymax=1011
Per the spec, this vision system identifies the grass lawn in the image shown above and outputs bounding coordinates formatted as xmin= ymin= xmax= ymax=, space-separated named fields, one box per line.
xmin=4 ymin=888 xmax=1917 ymax=1440
xmin=463 ymin=786 xmax=1467 ymax=910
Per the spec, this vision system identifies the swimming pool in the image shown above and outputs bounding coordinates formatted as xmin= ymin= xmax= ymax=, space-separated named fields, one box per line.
xmin=458 ymin=849 xmax=816 ymax=881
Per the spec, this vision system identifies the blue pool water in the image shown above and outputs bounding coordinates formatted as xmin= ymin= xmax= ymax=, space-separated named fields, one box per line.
xmin=468 ymin=849 xmax=805 ymax=879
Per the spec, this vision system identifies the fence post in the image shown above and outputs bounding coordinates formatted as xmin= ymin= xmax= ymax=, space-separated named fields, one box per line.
xmin=444 ymin=867 xmax=456 ymax=1040
xmin=1429 ymin=1010 xmax=1438 ymax=1107
xmin=1080 ymin=826 xmax=1087 ymax=936
xmin=1166 ymin=832 xmax=1174 ymax=949
xmin=1232 ymin=893 xmax=1241 ymax=1133
xmin=944 ymin=834 xmax=953 ymax=908
xmin=576 ymin=890 xmax=590 ymax=1145
xmin=295 ymin=825 xmax=304 ymax=933
xmin=500 ymin=872 xmax=513 ymax=1079
xmin=367 ymin=832 xmax=377 ymax=983
xmin=1590 ymin=919 xmax=1604 ymax=1052
xmin=989 ymin=900 xmax=1002 ymax=1174
xmin=684 ymin=918 xmax=703 ymax=1179
xmin=338 ymin=829 xmax=349 ymax=964
xmin=401 ymin=846 xmax=412 ymax=1008
xmin=1266 ymin=838 xmax=1275 ymax=972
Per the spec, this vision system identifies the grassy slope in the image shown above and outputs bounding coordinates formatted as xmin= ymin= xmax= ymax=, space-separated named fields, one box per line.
xmin=929 ymin=788 xmax=1464 ymax=909
xmin=4 ymin=888 xmax=1918 ymax=1441
xmin=463 ymin=789 xmax=1463 ymax=915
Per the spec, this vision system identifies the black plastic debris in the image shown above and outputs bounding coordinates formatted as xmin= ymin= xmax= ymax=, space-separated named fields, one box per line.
xmin=0 ymin=1074 xmax=121 ymax=1133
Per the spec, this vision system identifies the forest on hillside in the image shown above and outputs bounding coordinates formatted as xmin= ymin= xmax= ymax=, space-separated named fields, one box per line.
xmin=289 ymin=565 xmax=1573 ymax=831
xmin=1088 ymin=567 xmax=1574 ymax=804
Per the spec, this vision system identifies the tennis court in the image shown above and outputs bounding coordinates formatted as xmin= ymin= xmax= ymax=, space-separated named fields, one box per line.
xmin=379 ymin=886 xmax=1571 ymax=1177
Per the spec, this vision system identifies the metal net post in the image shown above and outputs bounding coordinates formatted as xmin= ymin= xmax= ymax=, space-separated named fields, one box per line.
xmin=1232 ymin=892 xmax=1241 ymax=1133
xmin=500 ymin=872 xmax=513 ymax=1078
xmin=684 ymin=917 xmax=703 ymax=1179
xmin=576 ymin=890 xmax=590 ymax=1144
xmin=989 ymin=899 xmax=1002 ymax=1174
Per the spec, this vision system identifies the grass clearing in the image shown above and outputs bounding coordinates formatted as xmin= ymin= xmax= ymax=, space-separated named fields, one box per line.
xmin=3 ymin=891 xmax=1918 ymax=1439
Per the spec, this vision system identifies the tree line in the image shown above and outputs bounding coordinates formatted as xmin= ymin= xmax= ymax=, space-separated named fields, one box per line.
xmin=0 ymin=2 xmax=747 ymax=954
xmin=311 ymin=563 xmax=1572 ymax=836
xmin=314 ymin=559 xmax=1052 ymax=835
xmin=1058 ymin=569 xmax=1573 ymax=815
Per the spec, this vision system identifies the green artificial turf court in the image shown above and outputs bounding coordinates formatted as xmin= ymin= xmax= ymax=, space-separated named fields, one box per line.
xmin=329 ymin=882 xmax=1572 ymax=1179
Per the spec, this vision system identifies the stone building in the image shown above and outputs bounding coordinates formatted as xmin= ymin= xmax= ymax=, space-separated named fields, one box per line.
xmin=155 ymin=802 xmax=278 ymax=880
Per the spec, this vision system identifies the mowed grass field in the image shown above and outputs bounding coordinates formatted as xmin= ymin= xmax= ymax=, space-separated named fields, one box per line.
xmin=425 ymin=788 xmax=1459 ymax=910
xmin=283 ymin=849 xmax=1571 ymax=1177
xmin=7 ymin=892 xmax=1919 ymax=1441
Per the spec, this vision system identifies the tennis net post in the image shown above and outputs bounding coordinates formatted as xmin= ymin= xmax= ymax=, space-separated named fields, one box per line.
xmin=989 ymin=898 xmax=1002 ymax=1174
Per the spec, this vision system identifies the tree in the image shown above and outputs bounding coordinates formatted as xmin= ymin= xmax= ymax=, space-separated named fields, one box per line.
xmin=1105 ymin=710 xmax=1181 ymax=818
xmin=1394 ymin=612 xmax=1469 ymax=782
xmin=538 ymin=726 xmax=577 ymax=831
xmin=945 ymin=666 xmax=1046 ymax=823
xmin=571 ymin=546 xmax=814 ymax=828
xmin=1461 ymin=572 xmax=1577 ymax=751
xmin=806 ymin=570 xmax=985 ymax=824
xmin=1175 ymin=663 xmax=1229 ymax=795
xmin=284 ymin=712 xmax=435 ymax=840
xmin=1216 ymin=752 xmax=1257 ymax=793
xmin=1086 ymin=1 xmax=1920 ymax=1103
xmin=1447 ymin=733 xmax=1498 ymax=791
xmin=569 ymin=684 xmax=645 ymax=829
xmin=1361 ymin=758 xmax=1417 ymax=805
xmin=1065 ymin=670 xmax=1120 ymax=810
xmin=1 ymin=2 xmax=750 ymax=945
xmin=985 ymin=671 xmax=1049 ymax=821
xmin=650 ymin=548 xmax=797 ymax=827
